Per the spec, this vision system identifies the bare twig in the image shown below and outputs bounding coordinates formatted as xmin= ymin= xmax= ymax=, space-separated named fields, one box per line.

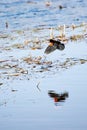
xmin=36 ymin=82 xmax=41 ymax=92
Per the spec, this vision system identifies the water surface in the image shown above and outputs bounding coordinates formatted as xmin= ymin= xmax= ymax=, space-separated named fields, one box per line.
xmin=0 ymin=0 xmax=87 ymax=130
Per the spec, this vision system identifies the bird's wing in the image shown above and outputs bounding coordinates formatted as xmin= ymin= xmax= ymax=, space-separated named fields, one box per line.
xmin=57 ymin=43 xmax=65 ymax=50
xmin=44 ymin=45 xmax=57 ymax=54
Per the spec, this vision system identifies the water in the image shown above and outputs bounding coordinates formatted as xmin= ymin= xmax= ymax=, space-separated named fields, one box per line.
xmin=0 ymin=64 xmax=87 ymax=130
xmin=0 ymin=0 xmax=87 ymax=31
xmin=0 ymin=0 xmax=87 ymax=130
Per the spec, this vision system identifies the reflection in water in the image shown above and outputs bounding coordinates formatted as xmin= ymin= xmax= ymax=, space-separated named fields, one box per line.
xmin=48 ymin=90 xmax=69 ymax=106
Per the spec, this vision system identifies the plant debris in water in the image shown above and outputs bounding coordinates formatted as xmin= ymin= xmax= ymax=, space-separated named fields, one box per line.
xmin=0 ymin=23 xmax=87 ymax=83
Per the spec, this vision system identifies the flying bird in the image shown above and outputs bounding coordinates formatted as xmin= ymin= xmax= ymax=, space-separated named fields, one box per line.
xmin=44 ymin=39 xmax=65 ymax=54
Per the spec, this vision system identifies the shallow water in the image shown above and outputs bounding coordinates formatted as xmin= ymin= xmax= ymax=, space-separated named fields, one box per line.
xmin=0 ymin=64 xmax=87 ymax=130
xmin=0 ymin=0 xmax=87 ymax=31
xmin=0 ymin=0 xmax=87 ymax=130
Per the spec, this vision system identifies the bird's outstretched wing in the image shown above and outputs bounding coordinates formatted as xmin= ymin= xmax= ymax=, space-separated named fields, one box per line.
xmin=57 ymin=43 xmax=65 ymax=50
xmin=44 ymin=45 xmax=57 ymax=54
xmin=44 ymin=43 xmax=65 ymax=54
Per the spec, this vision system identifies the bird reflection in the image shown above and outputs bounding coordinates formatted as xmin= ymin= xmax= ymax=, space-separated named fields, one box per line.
xmin=48 ymin=90 xmax=69 ymax=106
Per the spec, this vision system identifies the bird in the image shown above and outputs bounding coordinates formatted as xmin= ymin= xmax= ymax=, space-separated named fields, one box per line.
xmin=44 ymin=39 xmax=65 ymax=54
xmin=48 ymin=90 xmax=68 ymax=103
